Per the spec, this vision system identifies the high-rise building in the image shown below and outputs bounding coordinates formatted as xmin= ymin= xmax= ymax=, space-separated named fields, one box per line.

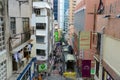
xmin=64 ymin=0 xmax=69 ymax=33
xmin=0 ymin=0 xmax=7 ymax=80
xmin=69 ymin=0 xmax=76 ymax=25
xmin=58 ymin=0 xmax=64 ymax=29
xmin=53 ymin=0 xmax=58 ymax=20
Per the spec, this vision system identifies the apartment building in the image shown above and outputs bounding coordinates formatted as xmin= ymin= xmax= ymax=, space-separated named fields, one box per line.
xmin=31 ymin=0 xmax=53 ymax=74
xmin=64 ymin=0 xmax=69 ymax=34
xmin=53 ymin=0 xmax=58 ymax=21
xmin=73 ymin=0 xmax=100 ymax=79
xmin=69 ymin=0 xmax=76 ymax=25
xmin=58 ymin=0 xmax=64 ymax=29
xmin=0 ymin=0 xmax=7 ymax=80
xmin=6 ymin=0 xmax=34 ymax=80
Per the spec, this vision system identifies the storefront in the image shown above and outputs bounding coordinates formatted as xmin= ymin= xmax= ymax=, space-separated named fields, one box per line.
xmin=102 ymin=68 xmax=114 ymax=80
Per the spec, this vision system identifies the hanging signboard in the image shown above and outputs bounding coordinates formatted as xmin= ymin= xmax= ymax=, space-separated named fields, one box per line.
xmin=79 ymin=31 xmax=91 ymax=50
xmin=38 ymin=63 xmax=47 ymax=72
xmin=91 ymin=68 xmax=95 ymax=75
xmin=54 ymin=31 xmax=59 ymax=42
xmin=82 ymin=60 xmax=91 ymax=77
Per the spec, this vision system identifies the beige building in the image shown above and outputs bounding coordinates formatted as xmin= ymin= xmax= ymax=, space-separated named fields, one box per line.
xmin=69 ymin=0 xmax=76 ymax=25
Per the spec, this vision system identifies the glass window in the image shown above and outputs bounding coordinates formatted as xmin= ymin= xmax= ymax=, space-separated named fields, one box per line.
xmin=22 ymin=18 xmax=30 ymax=41
xmin=36 ymin=36 xmax=45 ymax=43
xmin=22 ymin=18 xmax=29 ymax=32
xmin=10 ymin=17 xmax=16 ymax=34
xmin=0 ymin=26 xmax=5 ymax=51
xmin=0 ymin=17 xmax=3 ymax=26
xmin=0 ymin=60 xmax=7 ymax=80
xmin=36 ymin=49 xmax=46 ymax=56
xmin=34 ymin=8 xmax=41 ymax=16
xmin=36 ymin=23 xmax=46 ymax=29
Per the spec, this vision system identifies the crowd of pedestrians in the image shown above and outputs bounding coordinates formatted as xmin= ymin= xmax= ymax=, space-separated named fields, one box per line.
xmin=34 ymin=42 xmax=65 ymax=80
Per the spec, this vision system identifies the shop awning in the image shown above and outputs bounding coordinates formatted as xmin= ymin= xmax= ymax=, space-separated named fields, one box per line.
xmin=65 ymin=54 xmax=76 ymax=62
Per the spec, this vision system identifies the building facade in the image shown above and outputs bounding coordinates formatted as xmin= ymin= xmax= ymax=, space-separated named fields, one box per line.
xmin=31 ymin=0 xmax=53 ymax=74
xmin=69 ymin=0 xmax=76 ymax=25
xmin=94 ymin=0 xmax=120 ymax=80
xmin=58 ymin=0 xmax=64 ymax=29
xmin=64 ymin=0 xmax=69 ymax=34
xmin=74 ymin=0 xmax=120 ymax=80
xmin=4 ymin=0 xmax=34 ymax=80
xmin=0 ymin=0 xmax=7 ymax=80
xmin=73 ymin=0 xmax=100 ymax=79
xmin=53 ymin=0 xmax=58 ymax=21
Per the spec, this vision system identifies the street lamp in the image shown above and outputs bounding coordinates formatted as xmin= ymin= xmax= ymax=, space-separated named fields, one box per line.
xmin=116 ymin=14 xmax=120 ymax=18
xmin=103 ymin=14 xmax=111 ymax=18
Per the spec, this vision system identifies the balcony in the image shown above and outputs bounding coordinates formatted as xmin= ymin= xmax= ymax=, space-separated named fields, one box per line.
xmin=10 ymin=57 xmax=34 ymax=80
xmin=10 ymin=31 xmax=31 ymax=49
xmin=33 ymin=1 xmax=50 ymax=9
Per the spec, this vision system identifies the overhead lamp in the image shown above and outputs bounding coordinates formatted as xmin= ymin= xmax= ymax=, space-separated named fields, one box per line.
xmin=116 ymin=14 xmax=120 ymax=18
xmin=103 ymin=14 xmax=111 ymax=18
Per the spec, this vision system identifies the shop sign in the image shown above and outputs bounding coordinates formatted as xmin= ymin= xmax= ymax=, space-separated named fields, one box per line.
xmin=82 ymin=60 xmax=91 ymax=77
xmin=91 ymin=68 xmax=95 ymax=75
xmin=38 ymin=63 xmax=47 ymax=72
xmin=54 ymin=31 xmax=59 ymax=42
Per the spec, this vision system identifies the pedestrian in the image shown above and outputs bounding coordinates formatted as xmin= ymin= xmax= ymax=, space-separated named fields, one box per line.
xmin=59 ymin=66 xmax=63 ymax=75
xmin=38 ymin=74 xmax=42 ymax=80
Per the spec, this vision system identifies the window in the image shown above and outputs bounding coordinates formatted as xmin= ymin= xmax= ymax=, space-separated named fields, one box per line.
xmin=10 ymin=17 xmax=16 ymax=34
xmin=34 ymin=8 xmax=41 ymax=16
xmin=22 ymin=18 xmax=30 ymax=41
xmin=36 ymin=49 xmax=46 ymax=56
xmin=0 ymin=17 xmax=3 ymax=26
xmin=36 ymin=23 xmax=46 ymax=29
xmin=0 ymin=60 xmax=7 ymax=80
xmin=22 ymin=18 xmax=29 ymax=32
xmin=36 ymin=36 xmax=45 ymax=43
xmin=0 ymin=26 xmax=5 ymax=51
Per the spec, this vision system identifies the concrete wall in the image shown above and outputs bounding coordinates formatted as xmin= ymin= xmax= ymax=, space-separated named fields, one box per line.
xmin=9 ymin=0 xmax=32 ymax=17
xmin=103 ymin=35 xmax=120 ymax=76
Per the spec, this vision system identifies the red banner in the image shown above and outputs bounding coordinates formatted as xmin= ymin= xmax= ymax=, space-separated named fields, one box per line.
xmin=82 ymin=60 xmax=91 ymax=77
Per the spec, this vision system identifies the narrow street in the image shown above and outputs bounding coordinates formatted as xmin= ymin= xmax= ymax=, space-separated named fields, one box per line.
xmin=44 ymin=44 xmax=66 ymax=80
xmin=43 ymin=43 xmax=83 ymax=80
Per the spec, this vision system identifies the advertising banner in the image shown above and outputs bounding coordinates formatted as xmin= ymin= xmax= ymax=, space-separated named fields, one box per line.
xmin=82 ymin=60 xmax=91 ymax=77
xmin=79 ymin=31 xmax=91 ymax=50
xmin=38 ymin=63 xmax=47 ymax=72
xmin=54 ymin=31 xmax=59 ymax=42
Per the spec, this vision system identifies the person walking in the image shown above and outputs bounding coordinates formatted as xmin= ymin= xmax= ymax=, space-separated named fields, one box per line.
xmin=38 ymin=74 xmax=42 ymax=80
